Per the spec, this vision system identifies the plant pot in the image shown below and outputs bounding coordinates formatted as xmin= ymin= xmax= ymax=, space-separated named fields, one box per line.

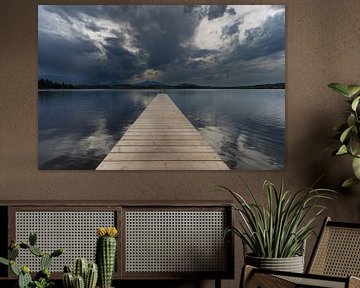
xmin=245 ymin=254 xmax=304 ymax=273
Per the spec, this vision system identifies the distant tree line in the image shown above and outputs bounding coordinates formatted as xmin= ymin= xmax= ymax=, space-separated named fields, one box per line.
xmin=38 ymin=78 xmax=75 ymax=89
xmin=38 ymin=78 xmax=285 ymax=90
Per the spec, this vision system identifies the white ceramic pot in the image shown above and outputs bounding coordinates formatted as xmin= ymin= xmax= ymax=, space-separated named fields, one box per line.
xmin=245 ymin=254 xmax=305 ymax=273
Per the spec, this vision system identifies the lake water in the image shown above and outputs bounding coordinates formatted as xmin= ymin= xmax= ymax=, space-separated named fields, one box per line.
xmin=38 ymin=89 xmax=285 ymax=170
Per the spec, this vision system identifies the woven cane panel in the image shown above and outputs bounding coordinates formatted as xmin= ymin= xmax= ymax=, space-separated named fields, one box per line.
xmin=125 ymin=210 xmax=227 ymax=273
xmin=310 ymin=226 xmax=360 ymax=277
xmin=15 ymin=211 xmax=115 ymax=272
xmin=277 ymin=275 xmax=345 ymax=288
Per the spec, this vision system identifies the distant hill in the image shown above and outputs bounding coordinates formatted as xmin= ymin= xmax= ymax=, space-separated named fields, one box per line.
xmin=38 ymin=78 xmax=285 ymax=90
xmin=136 ymin=80 xmax=164 ymax=87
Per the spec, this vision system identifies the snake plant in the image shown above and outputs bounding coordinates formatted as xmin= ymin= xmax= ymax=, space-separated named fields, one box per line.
xmin=221 ymin=179 xmax=335 ymax=258
xmin=328 ymin=83 xmax=360 ymax=187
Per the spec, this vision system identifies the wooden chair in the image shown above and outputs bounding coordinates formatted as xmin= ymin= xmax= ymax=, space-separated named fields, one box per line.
xmin=241 ymin=217 xmax=360 ymax=288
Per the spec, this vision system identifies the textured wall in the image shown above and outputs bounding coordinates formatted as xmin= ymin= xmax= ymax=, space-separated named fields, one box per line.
xmin=1 ymin=0 xmax=360 ymax=287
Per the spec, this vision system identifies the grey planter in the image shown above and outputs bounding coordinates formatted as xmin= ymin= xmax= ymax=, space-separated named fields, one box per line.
xmin=245 ymin=254 xmax=305 ymax=273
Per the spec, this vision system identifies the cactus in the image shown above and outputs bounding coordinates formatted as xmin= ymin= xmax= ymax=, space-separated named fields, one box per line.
xmin=9 ymin=246 xmax=19 ymax=260
xmin=64 ymin=265 xmax=72 ymax=273
xmin=29 ymin=246 xmax=44 ymax=257
xmin=96 ymin=227 xmax=118 ymax=288
xmin=0 ymin=233 xmax=64 ymax=288
xmin=0 ymin=257 xmax=9 ymax=266
xmin=74 ymin=258 xmax=87 ymax=279
xmin=29 ymin=232 xmax=37 ymax=246
xmin=63 ymin=272 xmax=74 ymax=288
xmin=41 ymin=253 xmax=52 ymax=270
xmin=10 ymin=260 xmax=20 ymax=276
xmin=85 ymin=263 xmax=98 ymax=288
xmin=63 ymin=260 xmax=98 ymax=288
xmin=51 ymin=248 xmax=64 ymax=258
xmin=73 ymin=275 xmax=85 ymax=288
xmin=18 ymin=267 xmax=32 ymax=288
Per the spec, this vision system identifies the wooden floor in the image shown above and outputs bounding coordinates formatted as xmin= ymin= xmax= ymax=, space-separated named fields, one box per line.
xmin=96 ymin=94 xmax=229 ymax=170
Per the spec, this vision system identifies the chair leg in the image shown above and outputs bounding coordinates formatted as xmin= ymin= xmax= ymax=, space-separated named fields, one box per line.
xmin=240 ymin=265 xmax=255 ymax=288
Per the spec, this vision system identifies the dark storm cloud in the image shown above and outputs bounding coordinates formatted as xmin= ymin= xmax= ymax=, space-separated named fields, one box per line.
xmin=226 ymin=11 xmax=285 ymax=62
xmin=38 ymin=33 xmax=100 ymax=83
xmin=227 ymin=7 xmax=236 ymax=16
xmin=222 ymin=22 xmax=241 ymax=37
xmin=207 ymin=5 xmax=227 ymax=20
xmin=40 ymin=5 xmax=201 ymax=83
xmin=38 ymin=5 xmax=285 ymax=86
xmin=84 ymin=21 xmax=103 ymax=32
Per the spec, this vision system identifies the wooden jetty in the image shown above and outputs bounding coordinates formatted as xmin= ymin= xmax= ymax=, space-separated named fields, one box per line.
xmin=96 ymin=94 xmax=229 ymax=170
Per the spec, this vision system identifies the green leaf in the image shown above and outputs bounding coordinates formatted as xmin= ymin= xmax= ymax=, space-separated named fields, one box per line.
xmin=328 ymin=83 xmax=351 ymax=97
xmin=347 ymin=114 xmax=356 ymax=128
xmin=350 ymin=135 xmax=360 ymax=156
xmin=347 ymin=85 xmax=360 ymax=97
xmin=340 ymin=126 xmax=353 ymax=143
xmin=352 ymin=157 xmax=360 ymax=179
xmin=342 ymin=177 xmax=360 ymax=188
xmin=336 ymin=144 xmax=348 ymax=155
xmin=351 ymin=96 xmax=360 ymax=111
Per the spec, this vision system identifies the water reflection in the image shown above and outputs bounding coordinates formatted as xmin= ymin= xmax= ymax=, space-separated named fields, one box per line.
xmin=38 ymin=89 xmax=284 ymax=170
xmin=169 ymin=89 xmax=285 ymax=170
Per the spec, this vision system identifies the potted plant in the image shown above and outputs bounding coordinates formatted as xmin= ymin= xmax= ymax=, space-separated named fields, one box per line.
xmin=328 ymin=83 xmax=360 ymax=187
xmin=0 ymin=232 xmax=63 ymax=288
xmin=220 ymin=179 xmax=334 ymax=273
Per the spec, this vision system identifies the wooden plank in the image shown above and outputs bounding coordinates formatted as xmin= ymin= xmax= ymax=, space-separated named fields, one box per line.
xmin=97 ymin=161 xmax=229 ymax=170
xmin=115 ymin=140 xmax=209 ymax=146
xmin=104 ymin=152 xmax=223 ymax=161
xmin=96 ymin=94 xmax=229 ymax=170
xmin=120 ymin=135 xmax=204 ymax=140
xmin=123 ymin=132 xmax=200 ymax=136
xmin=110 ymin=146 xmax=215 ymax=153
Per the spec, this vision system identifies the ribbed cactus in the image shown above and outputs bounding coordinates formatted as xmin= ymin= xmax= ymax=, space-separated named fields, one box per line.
xmin=85 ymin=262 xmax=98 ymax=288
xmin=73 ymin=275 xmax=85 ymax=288
xmin=63 ymin=272 xmax=74 ymax=288
xmin=96 ymin=227 xmax=118 ymax=288
xmin=74 ymin=258 xmax=88 ymax=279
xmin=63 ymin=260 xmax=98 ymax=288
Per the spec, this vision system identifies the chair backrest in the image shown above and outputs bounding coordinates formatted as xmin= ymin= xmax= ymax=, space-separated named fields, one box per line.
xmin=307 ymin=217 xmax=360 ymax=277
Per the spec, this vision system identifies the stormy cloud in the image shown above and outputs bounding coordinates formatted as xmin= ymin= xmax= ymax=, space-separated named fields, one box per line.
xmin=38 ymin=5 xmax=285 ymax=86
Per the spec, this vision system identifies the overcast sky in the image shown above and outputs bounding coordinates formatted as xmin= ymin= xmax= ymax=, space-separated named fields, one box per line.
xmin=38 ymin=5 xmax=285 ymax=86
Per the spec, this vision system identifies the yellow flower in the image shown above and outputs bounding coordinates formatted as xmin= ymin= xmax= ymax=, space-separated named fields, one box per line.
xmin=97 ymin=227 xmax=118 ymax=237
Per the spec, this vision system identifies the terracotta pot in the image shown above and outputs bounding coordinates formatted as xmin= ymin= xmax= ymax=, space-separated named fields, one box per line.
xmin=245 ymin=254 xmax=304 ymax=273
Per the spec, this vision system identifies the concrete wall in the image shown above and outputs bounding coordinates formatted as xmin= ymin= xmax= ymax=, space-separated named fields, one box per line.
xmin=1 ymin=0 xmax=360 ymax=287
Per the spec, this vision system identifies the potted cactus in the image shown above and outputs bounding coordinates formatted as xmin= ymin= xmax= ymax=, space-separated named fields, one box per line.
xmin=0 ymin=232 xmax=63 ymax=288
xmin=62 ymin=258 xmax=98 ymax=288
xmin=96 ymin=227 xmax=118 ymax=288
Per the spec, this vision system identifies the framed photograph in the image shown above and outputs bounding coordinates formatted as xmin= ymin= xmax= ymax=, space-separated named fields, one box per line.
xmin=38 ymin=5 xmax=285 ymax=170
